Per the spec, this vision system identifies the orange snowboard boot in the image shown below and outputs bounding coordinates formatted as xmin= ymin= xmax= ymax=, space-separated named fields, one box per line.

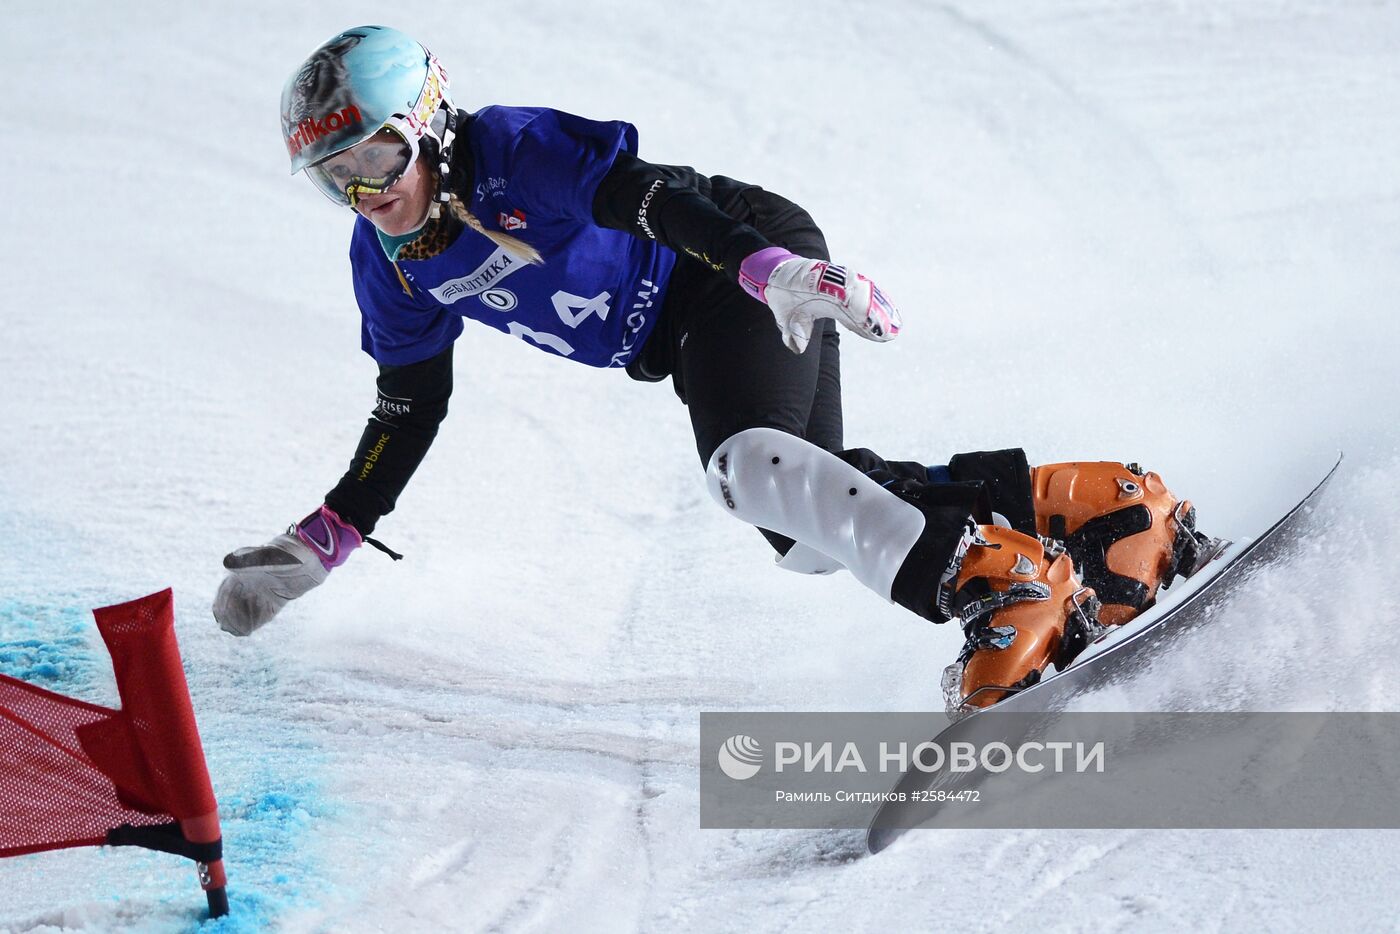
xmin=1031 ymin=462 xmax=1224 ymax=626
xmin=939 ymin=525 xmax=1103 ymax=712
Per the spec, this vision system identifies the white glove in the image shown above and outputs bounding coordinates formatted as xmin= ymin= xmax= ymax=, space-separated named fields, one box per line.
xmin=213 ymin=533 xmax=328 ymax=636
xmin=213 ymin=505 xmax=360 ymax=636
xmin=738 ymin=246 xmax=902 ymax=354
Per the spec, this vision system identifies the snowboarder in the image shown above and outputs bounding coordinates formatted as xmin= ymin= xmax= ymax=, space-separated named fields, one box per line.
xmin=214 ymin=25 xmax=1218 ymax=708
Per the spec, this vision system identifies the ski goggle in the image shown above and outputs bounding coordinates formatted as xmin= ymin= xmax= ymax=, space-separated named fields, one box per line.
xmin=305 ymin=126 xmax=418 ymax=207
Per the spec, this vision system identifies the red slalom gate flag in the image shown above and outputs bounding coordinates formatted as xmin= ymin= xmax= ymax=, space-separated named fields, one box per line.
xmin=0 ymin=589 xmax=228 ymax=917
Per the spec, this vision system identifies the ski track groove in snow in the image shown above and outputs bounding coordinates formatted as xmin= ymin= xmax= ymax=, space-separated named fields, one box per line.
xmin=478 ymin=816 xmax=578 ymax=933
xmin=604 ymin=470 xmax=713 ymax=932
xmin=927 ymin=0 xmax=1216 ymax=272
xmin=934 ymin=2 xmax=1177 ymax=183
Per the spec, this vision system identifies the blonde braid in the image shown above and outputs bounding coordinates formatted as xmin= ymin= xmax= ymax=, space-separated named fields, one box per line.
xmin=445 ymin=194 xmax=544 ymax=266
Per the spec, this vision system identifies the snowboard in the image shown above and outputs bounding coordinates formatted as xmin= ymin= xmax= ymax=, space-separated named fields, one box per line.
xmin=866 ymin=453 xmax=1342 ymax=853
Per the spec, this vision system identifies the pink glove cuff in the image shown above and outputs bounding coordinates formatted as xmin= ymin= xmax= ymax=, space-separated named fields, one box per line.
xmin=296 ymin=505 xmax=363 ymax=571
xmin=738 ymin=246 xmax=798 ymax=303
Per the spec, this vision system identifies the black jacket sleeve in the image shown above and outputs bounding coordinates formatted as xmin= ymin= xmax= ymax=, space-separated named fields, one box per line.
xmin=323 ymin=345 xmax=454 ymax=536
xmin=591 ymin=151 xmax=772 ymax=282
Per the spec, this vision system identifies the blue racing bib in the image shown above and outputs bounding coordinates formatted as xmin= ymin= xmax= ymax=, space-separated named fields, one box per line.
xmin=349 ymin=106 xmax=675 ymax=368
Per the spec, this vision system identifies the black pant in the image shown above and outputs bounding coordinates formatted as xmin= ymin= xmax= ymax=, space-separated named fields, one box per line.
xmin=630 ymin=180 xmax=843 ymax=461
xmin=628 ymin=180 xmax=999 ymax=619
xmin=628 ymin=181 xmax=846 ymax=555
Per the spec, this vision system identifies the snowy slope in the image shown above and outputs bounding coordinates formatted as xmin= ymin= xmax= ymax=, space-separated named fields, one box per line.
xmin=2 ymin=0 xmax=1399 ymax=930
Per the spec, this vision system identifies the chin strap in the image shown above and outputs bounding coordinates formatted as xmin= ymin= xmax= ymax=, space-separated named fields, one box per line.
xmin=433 ymin=106 xmax=458 ymax=207
xmin=423 ymin=106 xmax=459 ymax=223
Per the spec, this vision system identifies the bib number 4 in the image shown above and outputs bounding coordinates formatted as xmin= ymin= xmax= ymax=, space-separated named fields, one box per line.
xmin=552 ymin=290 xmax=612 ymax=327
xmin=508 ymin=290 xmax=613 ymax=357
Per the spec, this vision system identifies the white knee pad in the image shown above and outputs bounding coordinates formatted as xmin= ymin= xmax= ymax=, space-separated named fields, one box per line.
xmin=705 ymin=427 xmax=927 ymax=600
